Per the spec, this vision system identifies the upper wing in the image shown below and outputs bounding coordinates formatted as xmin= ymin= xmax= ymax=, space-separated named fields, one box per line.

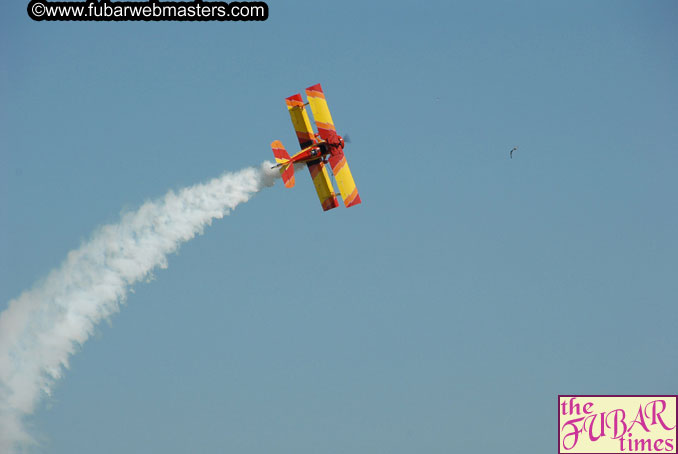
xmin=305 ymin=84 xmax=361 ymax=208
xmin=305 ymin=83 xmax=336 ymax=141
xmin=286 ymin=93 xmax=317 ymax=149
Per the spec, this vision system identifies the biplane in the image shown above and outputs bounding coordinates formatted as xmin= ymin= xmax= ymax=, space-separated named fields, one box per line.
xmin=271 ymin=83 xmax=361 ymax=211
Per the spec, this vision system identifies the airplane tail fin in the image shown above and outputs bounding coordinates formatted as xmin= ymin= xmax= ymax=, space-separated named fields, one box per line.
xmin=271 ymin=140 xmax=295 ymax=188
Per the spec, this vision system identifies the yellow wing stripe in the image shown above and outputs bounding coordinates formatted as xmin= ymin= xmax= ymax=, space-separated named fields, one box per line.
xmin=306 ymin=100 xmax=335 ymax=130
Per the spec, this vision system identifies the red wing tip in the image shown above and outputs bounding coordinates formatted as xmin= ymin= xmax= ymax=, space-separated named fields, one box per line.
xmin=306 ymin=83 xmax=323 ymax=93
xmin=345 ymin=194 xmax=362 ymax=207
xmin=286 ymin=93 xmax=303 ymax=102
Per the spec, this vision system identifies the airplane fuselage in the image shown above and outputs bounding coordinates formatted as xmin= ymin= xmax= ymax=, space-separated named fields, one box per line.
xmin=288 ymin=133 xmax=345 ymax=165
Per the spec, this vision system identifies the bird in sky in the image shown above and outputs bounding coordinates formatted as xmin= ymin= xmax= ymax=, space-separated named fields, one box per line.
xmin=510 ymin=146 xmax=518 ymax=159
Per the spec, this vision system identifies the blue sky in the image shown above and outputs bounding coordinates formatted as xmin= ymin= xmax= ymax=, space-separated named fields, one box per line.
xmin=1 ymin=1 xmax=677 ymax=452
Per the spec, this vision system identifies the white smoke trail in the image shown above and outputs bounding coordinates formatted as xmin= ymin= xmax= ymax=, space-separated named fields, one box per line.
xmin=0 ymin=162 xmax=279 ymax=453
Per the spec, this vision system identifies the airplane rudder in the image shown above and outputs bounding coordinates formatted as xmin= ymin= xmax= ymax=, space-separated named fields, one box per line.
xmin=271 ymin=140 xmax=290 ymax=162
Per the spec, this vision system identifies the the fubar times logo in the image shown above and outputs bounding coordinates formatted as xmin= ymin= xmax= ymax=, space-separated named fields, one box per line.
xmin=559 ymin=396 xmax=677 ymax=453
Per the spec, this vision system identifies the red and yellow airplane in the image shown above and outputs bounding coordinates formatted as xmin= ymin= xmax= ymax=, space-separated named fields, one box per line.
xmin=271 ymin=83 xmax=361 ymax=211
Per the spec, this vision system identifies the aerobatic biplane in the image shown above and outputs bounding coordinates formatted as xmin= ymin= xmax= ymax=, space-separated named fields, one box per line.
xmin=271 ymin=83 xmax=361 ymax=211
